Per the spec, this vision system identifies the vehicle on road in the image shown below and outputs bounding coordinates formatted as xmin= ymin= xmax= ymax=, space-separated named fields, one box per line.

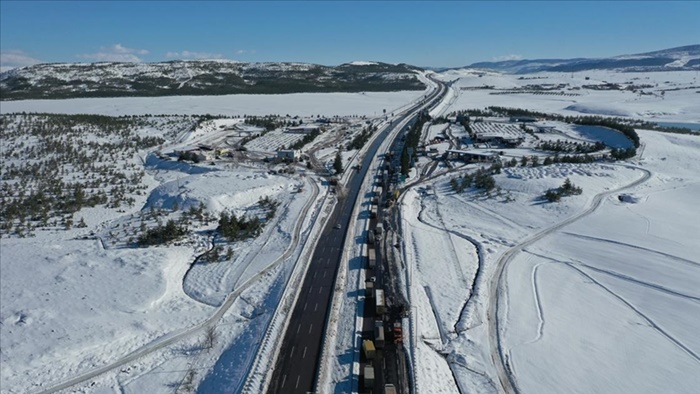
xmin=335 ymin=223 xmax=342 ymax=229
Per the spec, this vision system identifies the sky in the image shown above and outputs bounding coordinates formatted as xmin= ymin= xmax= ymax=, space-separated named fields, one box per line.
xmin=1 ymin=1 xmax=699 ymax=69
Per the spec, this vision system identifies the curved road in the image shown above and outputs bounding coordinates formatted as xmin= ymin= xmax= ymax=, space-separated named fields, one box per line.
xmin=35 ymin=177 xmax=321 ymax=394
xmin=486 ymin=164 xmax=652 ymax=394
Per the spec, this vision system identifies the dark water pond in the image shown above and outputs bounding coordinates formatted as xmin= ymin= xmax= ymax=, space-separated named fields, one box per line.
xmin=573 ymin=125 xmax=634 ymax=149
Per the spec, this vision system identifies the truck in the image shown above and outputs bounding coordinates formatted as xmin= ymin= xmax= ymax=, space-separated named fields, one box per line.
xmin=362 ymin=339 xmax=376 ymax=360
xmin=364 ymin=364 xmax=375 ymax=388
xmin=374 ymin=320 xmax=385 ymax=348
xmin=375 ymin=289 xmax=386 ymax=315
xmin=384 ymin=384 xmax=397 ymax=394
xmin=375 ymin=223 xmax=384 ymax=240
xmin=365 ymin=280 xmax=375 ymax=298
xmin=393 ymin=322 xmax=403 ymax=345
xmin=368 ymin=247 xmax=376 ymax=269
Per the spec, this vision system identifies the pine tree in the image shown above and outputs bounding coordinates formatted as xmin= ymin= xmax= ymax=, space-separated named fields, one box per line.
xmin=333 ymin=149 xmax=343 ymax=174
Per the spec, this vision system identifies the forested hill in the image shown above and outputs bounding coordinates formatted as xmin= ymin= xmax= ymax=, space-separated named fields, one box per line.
xmin=0 ymin=60 xmax=425 ymax=100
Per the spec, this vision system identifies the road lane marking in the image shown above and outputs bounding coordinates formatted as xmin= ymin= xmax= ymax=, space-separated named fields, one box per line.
xmin=309 ymin=323 xmax=313 ymax=333
xmin=290 ymin=346 xmax=295 ymax=357
xmin=282 ymin=374 xmax=287 ymax=388
xmin=296 ymin=375 xmax=300 ymax=389
xmin=303 ymin=346 xmax=307 ymax=358
xmin=323 ymin=270 xmax=327 ymax=278
xmin=318 ymin=286 xmax=323 ymax=294
xmin=313 ymin=271 xmax=318 ymax=278
xmin=297 ymin=324 xmax=301 ymax=334
xmin=314 ymin=303 xmax=318 ymax=311
xmin=303 ymin=302 xmax=307 ymax=311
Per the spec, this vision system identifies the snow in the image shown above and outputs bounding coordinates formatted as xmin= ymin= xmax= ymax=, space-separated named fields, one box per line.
xmin=433 ymin=69 xmax=700 ymax=123
xmin=398 ymin=70 xmax=700 ymax=394
xmin=348 ymin=61 xmax=379 ymax=66
xmin=0 ymin=91 xmax=426 ymax=118
xmin=2 ymin=66 xmax=699 ymax=394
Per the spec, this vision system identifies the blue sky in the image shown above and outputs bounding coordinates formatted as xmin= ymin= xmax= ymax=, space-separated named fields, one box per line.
xmin=1 ymin=1 xmax=698 ymax=68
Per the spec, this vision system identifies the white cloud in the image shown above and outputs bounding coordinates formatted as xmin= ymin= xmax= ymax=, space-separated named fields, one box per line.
xmin=0 ymin=50 xmax=42 ymax=70
xmin=165 ymin=50 xmax=224 ymax=60
xmin=492 ymin=54 xmax=523 ymax=61
xmin=235 ymin=49 xmax=256 ymax=55
xmin=78 ymin=44 xmax=150 ymax=62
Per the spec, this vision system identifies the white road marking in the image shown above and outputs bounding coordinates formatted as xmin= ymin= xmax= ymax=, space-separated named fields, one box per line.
xmin=309 ymin=323 xmax=313 ymax=333
xmin=303 ymin=302 xmax=308 ymax=311
xmin=303 ymin=346 xmax=308 ymax=359
xmin=296 ymin=375 xmax=301 ymax=389
xmin=281 ymin=374 xmax=287 ymax=388
xmin=297 ymin=324 xmax=301 ymax=334
xmin=290 ymin=346 xmax=295 ymax=357
xmin=314 ymin=303 xmax=318 ymax=311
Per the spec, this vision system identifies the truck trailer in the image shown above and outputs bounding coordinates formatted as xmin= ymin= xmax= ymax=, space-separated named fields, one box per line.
xmin=362 ymin=339 xmax=376 ymax=360
xmin=364 ymin=365 xmax=375 ymax=389
xmin=374 ymin=320 xmax=385 ymax=348
xmin=375 ymin=289 xmax=385 ymax=315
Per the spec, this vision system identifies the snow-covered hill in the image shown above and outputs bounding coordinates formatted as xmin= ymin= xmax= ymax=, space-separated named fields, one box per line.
xmin=0 ymin=60 xmax=424 ymax=100
xmin=467 ymin=44 xmax=700 ymax=74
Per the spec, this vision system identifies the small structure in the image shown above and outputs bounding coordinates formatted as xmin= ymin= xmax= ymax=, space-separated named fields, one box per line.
xmin=286 ymin=125 xmax=321 ymax=134
xmin=276 ymin=150 xmax=300 ymax=160
xmin=446 ymin=149 xmax=499 ymax=163
xmin=509 ymin=116 xmax=538 ymax=123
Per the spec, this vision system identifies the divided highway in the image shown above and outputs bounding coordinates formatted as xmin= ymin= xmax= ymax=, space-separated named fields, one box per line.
xmin=267 ymin=77 xmax=446 ymax=394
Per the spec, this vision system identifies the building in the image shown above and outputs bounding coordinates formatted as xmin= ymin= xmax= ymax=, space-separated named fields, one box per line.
xmin=286 ymin=125 xmax=321 ymax=134
xmin=277 ymin=150 xmax=300 ymax=160
xmin=510 ymin=116 xmax=538 ymax=123
xmin=445 ymin=149 xmax=499 ymax=163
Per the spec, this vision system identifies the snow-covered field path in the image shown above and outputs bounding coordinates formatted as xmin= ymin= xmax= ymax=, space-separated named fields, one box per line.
xmin=487 ymin=164 xmax=652 ymax=393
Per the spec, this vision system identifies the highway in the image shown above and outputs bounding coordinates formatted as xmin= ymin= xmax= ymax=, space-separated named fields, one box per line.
xmin=267 ymin=77 xmax=446 ymax=394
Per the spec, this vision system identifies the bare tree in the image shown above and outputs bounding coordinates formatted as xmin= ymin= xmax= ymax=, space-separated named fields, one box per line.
xmin=205 ymin=326 xmax=217 ymax=351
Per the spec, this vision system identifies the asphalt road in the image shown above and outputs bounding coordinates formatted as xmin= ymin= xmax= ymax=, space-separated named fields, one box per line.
xmin=268 ymin=81 xmax=445 ymax=394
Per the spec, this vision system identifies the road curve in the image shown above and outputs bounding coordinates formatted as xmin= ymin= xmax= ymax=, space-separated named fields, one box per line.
xmin=486 ymin=164 xmax=652 ymax=394
xmin=34 ymin=177 xmax=321 ymax=394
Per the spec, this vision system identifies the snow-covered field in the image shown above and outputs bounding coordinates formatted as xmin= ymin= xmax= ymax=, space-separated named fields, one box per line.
xmin=399 ymin=69 xmax=700 ymax=394
xmin=0 ymin=90 xmax=425 ymax=118
xmin=436 ymin=69 xmax=700 ymax=124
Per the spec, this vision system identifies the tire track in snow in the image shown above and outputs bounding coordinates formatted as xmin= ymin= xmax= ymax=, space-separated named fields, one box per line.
xmin=561 ymin=231 xmax=700 ymax=268
xmin=564 ymin=263 xmax=700 ymax=364
xmin=526 ymin=263 xmax=545 ymax=345
xmin=525 ymin=250 xmax=700 ymax=304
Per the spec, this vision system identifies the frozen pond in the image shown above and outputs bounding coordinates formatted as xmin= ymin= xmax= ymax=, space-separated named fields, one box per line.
xmin=573 ymin=125 xmax=634 ymax=149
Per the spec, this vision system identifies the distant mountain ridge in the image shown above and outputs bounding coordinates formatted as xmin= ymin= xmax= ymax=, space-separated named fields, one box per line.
xmin=467 ymin=45 xmax=700 ymax=74
xmin=0 ymin=60 xmax=425 ymax=101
